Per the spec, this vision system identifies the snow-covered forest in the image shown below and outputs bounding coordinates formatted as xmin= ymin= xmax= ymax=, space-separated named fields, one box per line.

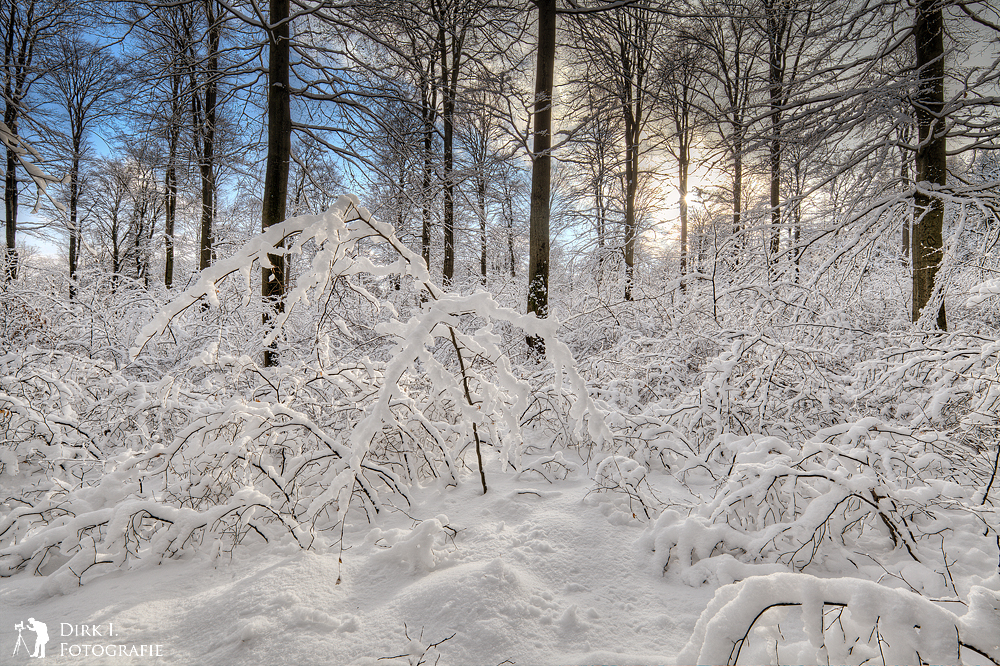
xmin=2 ymin=0 xmax=1000 ymax=663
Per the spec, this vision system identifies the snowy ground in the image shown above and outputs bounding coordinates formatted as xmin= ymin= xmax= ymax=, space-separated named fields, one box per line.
xmin=3 ymin=202 xmax=1000 ymax=665
xmin=0 ymin=468 xmax=712 ymax=665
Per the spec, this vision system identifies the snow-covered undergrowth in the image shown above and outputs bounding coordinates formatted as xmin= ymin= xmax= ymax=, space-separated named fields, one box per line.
xmin=2 ymin=196 xmax=1000 ymax=663
xmin=681 ymin=572 xmax=999 ymax=665
xmin=574 ymin=296 xmax=1000 ymax=662
xmin=0 ymin=196 xmax=607 ymax=592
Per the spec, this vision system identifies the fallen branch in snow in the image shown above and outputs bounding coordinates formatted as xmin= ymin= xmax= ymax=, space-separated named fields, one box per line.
xmin=379 ymin=624 xmax=456 ymax=666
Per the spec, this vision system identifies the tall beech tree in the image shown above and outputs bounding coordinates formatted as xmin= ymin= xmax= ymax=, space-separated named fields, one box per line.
xmin=261 ymin=0 xmax=291 ymax=367
xmin=911 ymin=0 xmax=947 ymax=330
xmin=526 ymin=0 xmax=556 ymax=354
xmin=687 ymin=0 xmax=761 ymax=253
xmin=185 ymin=0 xmax=223 ymax=273
xmin=47 ymin=36 xmax=123 ymax=299
xmin=2 ymin=0 xmax=72 ymax=280
xmin=662 ymin=36 xmax=702 ymax=286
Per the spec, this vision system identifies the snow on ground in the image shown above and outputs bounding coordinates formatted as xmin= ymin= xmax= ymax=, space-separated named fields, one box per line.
xmin=0 ymin=468 xmax=711 ymax=665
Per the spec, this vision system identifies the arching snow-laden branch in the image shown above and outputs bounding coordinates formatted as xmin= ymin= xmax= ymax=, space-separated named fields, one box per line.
xmin=2 ymin=195 xmax=610 ymax=586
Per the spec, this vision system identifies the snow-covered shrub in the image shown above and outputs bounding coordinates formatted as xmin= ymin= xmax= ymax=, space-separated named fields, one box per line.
xmin=0 ymin=195 xmax=609 ymax=586
xmin=0 ymin=348 xmax=131 ymax=478
xmin=680 ymin=572 xmax=1000 ymax=665
xmin=577 ymin=296 xmax=856 ymax=478
xmin=591 ymin=455 xmax=659 ymax=520
xmin=0 ymin=264 xmax=167 ymax=368
xmin=643 ymin=420 xmax=994 ymax=575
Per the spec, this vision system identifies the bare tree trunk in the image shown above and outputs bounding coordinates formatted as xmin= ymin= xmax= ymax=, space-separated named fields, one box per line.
xmin=262 ymin=0 xmax=291 ymax=367
xmin=420 ymin=74 xmax=435 ymax=270
xmin=134 ymin=203 xmax=145 ymax=283
xmin=199 ymin=0 xmax=220 ymax=272
xmin=441 ymin=96 xmax=455 ymax=284
xmin=165 ymin=109 xmax=177 ymax=288
xmin=792 ymin=160 xmax=802 ymax=280
xmin=112 ymin=207 xmax=121 ymax=286
xmin=900 ymin=140 xmax=910 ymax=259
xmin=394 ymin=167 xmax=404 ymax=291
xmin=68 ymin=134 xmax=81 ymax=299
xmin=619 ymin=11 xmax=649 ymax=303
xmin=526 ymin=0 xmax=556 ymax=355
xmin=436 ymin=2 xmax=464 ymax=286
xmin=3 ymin=107 xmax=18 ymax=281
xmin=911 ymin=0 xmax=946 ymax=331
xmin=477 ymin=173 xmax=487 ymax=282
xmin=679 ymin=149 xmax=688 ymax=283
xmin=506 ymin=188 xmax=515 ymax=278
xmin=437 ymin=17 xmax=453 ymax=284
xmin=2 ymin=2 xmax=19 ymax=282
xmin=595 ymin=181 xmax=605 ymax=287
xmin=623 ymin=115 xmax=638 ymax=301
xmin=767 ymin=1 xmax=785 ymax=273
xmin=733 ymin=133 xmax=742 ymax=241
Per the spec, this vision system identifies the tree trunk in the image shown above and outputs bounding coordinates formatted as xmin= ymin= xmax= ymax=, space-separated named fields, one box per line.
xmin=4 ymin=104 xmax=17 ymax=281
xmin=2 ymin=1 xmax=19 ymax=282
xmin=526 ymin=0 xmax=556 ymax=355
xmin=165 ymin=48 xmax=181 ymax=289
xmin=767 ymin=2 xmax=785 ymax=274
xmin=679 ymin=151 xmax=688 ymax=283
xmin=595 ymin=175 xmax=605 ymax=287
xmin=112 ymin=207 xmax=121 ymax=286
xmin=437 ymin=9 xmax=463 ymax=287
xmin=199 ymin=0 xmax=220 ymax=272
xmin=441 ymin=90 xmax=455 ymax=285
xmin=477 ymin=173 xmax=487 ymax=282
xmin=911 ymin=0 xmax=946 ymax=331
xmin=262 ymin=0 xmax=291 ymax=367
xmin=68 ymin=136 xmax=80 ymax=299
xmin=900 ymin=142 xmax=910 ymax=259
xmin=506 ymin=189 xmax=515 ymax=278
xmin=623 ymin=115 xmax=639 ymax=301
xmin=165 ymin=129 xmax=177 ymax=288
xmin=793 ymin=161 xmax=802 ymax=279
xmin=134 ymin=204 xmax=145 ymax=283
xmin=420 ymin=76 xmax=434 ymax=270
xmin=733 ymin=132 xmax=743 ymax=242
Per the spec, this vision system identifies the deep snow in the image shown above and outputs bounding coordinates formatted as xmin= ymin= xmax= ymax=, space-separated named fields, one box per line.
xmin=0 ymin=469 xmax=712 ymax=665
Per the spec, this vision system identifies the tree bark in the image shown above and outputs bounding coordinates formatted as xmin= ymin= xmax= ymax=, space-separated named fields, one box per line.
xmin=618 ymin=11 xmax=649 ymax=302
xmin=477 ymin=172 xmax=487 ymax=281
xmin=3 ymin=106 xmax=16 ymax=281
xmin=2 ymin=2 xmax=19 ymax=281
xmin=68 ymin=133 xmax=80 ymax=299
xmin=767 ymin=0 xmax=785 ymax=273
xmin=679 ymin=150 xmax=688 ymax=282
xmin=420 ymin=71 xmax=435 ymax=270
xmin=165 ymin=95 xmax=178 ymax=288
xmin=623 ymin=110 xmax=638 ymax=300
xmin=199 ymin=0 xmax=220 ymax=272
xmin=505 ymin=186 xmax=515 ymax=277
xmin=436 ymin=1 xmax=464 ymax=286
xmin=900 ymin=141 xmax=910 ymax=259
xmin=733 ymin=132 xmax=742 ymax=244
xmin=911 ymin=0 xmax=947 ymax=331
xmin=262 ymin=0 xmax=291 ymax=367
xmin=526 ymin=0 xmax=556 ymax=355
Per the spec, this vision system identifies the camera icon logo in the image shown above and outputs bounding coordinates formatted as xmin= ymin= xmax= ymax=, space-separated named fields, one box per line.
xmin=12 ymin=618 xmax=49 ymax=659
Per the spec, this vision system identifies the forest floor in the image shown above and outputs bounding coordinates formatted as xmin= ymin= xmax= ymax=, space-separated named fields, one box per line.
xmin=0 ymin=455 xmax=716 ymax=665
